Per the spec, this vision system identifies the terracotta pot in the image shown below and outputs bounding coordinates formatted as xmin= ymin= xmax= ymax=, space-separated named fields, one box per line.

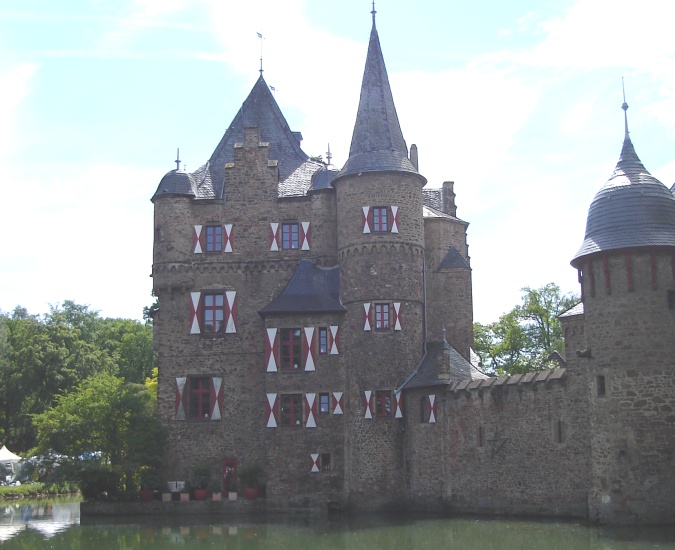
xmin=139 ymin=488 xmax=155 ymax=502
xmin=243 ymin=487 xmax=258 ymax=500
xmin=193 ymin=488 xmax=209 ymax=500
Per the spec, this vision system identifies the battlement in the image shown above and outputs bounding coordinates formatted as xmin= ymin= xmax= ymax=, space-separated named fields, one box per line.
xmin=449 ymin=367 xmax=567 ymax=393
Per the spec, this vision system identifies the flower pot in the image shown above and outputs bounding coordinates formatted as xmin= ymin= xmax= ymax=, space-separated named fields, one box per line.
xmin=193 ymin=488 xmax=208 ymax=501
xmin=228 ymin=491 xmax=238 ymax=501
xmin=180 ymin=492 xmax=190 ymax=501
xmin=243 ymin=487 xmax=258 ymax=500
xmin=161 ymin=492 xmax=172 ymax=502
xmin=139 ymin=488 xmax=155 ymax=502
xmin=212 ymin=492 xmax=222 ymax=501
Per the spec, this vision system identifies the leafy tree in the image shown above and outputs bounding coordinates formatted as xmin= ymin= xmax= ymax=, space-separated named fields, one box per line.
xmin=474 ymin=283 xmax=579 ymax=375
xmin=98 ymin=318 xmax=154 ymax=383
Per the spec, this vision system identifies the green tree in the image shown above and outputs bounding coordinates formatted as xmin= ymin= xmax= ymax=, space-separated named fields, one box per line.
xmin=98 ymin=318 xmax=154 ymax=383
xmin=474 ymin=283 xmax=579 ymax=375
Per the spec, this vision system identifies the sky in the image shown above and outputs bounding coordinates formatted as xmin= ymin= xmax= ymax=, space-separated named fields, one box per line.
xmin=1 ymin=0 xmax=674 ymax=324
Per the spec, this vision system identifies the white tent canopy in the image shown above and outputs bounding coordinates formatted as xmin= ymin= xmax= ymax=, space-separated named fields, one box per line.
xmin=0 ymin=446 xmax=21 ymax=463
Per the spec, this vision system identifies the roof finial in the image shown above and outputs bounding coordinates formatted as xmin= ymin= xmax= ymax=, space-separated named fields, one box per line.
xmin=175 ymin=148 xmax=181 ymax=171
xmin=257 ymin=32 xmax=264 ymax=75
xmin=621 ymin=77 xmax=629 ymax=137
xmin=326 ymin=143 xmax=332 ymax=166
xmin=371 ymin=1 xmax=376 ymax=25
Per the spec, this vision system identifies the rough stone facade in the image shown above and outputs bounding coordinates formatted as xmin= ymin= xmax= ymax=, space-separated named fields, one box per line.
xmin=150 ymin=14 xmax=674 ymax=524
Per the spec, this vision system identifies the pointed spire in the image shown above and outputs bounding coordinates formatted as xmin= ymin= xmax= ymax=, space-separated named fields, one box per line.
xmin=175 ymin=148 xmax=181 ymax=171
xmin=338 ymin=8 xmax=420 ymax=179
xmin=621 ymin=77 xmax=629 ymax=138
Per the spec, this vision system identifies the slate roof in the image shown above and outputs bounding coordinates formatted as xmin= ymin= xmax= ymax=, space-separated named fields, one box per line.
xmin=559 ymin=302 xmax=584 ymax=318
xmin=572 ymin=121 xmax=675 ymax=265
xmin=337 ymin=19 xmax=420 ymax=180
xmin=402 ymin=341 xmax=488 ymax=390
xmin=259 ymin=260 xmax=346 ymax=315
xmin=308 ymin=166 xmax=339 ymax=192
xmin=422 ymin=188 xmax=443 ymax=210
xmin=152 ymin=169 xmax=196 ymax=199
xmin=152 ymin=75 xmax=320 ymax=201
xmin=438 ymin=246 xmax=471 ymax=270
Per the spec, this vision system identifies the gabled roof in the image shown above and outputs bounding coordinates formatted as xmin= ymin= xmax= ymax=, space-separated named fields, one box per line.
xmin=572 ymin=109 xmax=675 ymax=265
xmin=338 ymin=19 xmax=420 ymax=180
xmin=153 ymin=75 xmax=320 ymax=201
xmin=259 ymin=260 xmax=346 ymax=315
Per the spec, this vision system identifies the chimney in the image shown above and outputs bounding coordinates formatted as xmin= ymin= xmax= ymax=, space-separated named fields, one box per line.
xmin=442 ymin=181 xmax=457 ymax=216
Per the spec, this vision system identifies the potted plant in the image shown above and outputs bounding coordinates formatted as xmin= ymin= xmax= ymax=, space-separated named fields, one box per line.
xmin=238 ymin=464 xmax=262 ymax=500
xmin=191 ymin=462 xmax=212 ymax=501
xmin=139 ymin=467 xmax=160 ymax=502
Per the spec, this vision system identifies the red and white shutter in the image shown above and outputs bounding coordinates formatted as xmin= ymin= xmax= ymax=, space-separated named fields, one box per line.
xmin=332 ymin=392 xmax=344 ymax=415
xmin=390 ymin=206 xmax=399 ymax=233
xmin=363 ymin=303 xmax=372 ymax=331
xmin=300 ymin=222 xmax=311 ymax=250
xmin=224 ymin=223 xmax=233 ymax=252
xmin=225 ymin=291 xmax=237 ymax=333
xmin=193 ymin=225 xmax=203 ymax=253
xmin=175 ymin=377 xmax=187 ymax=420
xmin=393 ymin=302 xmax=402 ymax=331
xmin=394 ymin=391 xmax=403 ymax=419
xmin=303 ymin=327 xmax=315 ymax=371
xmin=362 ymin=206 xmax=371 ymax=233
xmin=310 ymin=453 xmax=320 ymax=473
xmin=210 ymin=377 xmax=223 ymax=420
xmin=305 ymin=393 xmax=317 ymax=428
xmin=190 ymin=292 xmax=201 ymax=334
xmin=428 ymin=394 xmax=436 ymax=423
xmin=329 ymin=326 xmax=339 ymax=354
xmin=363 ymin=391 xmax=374 ymax=419
xmin=266 ymin=328 xmax=279 ymax=372
xmin=269 ymin=223 xmax=280 ymax=251
xmin=266 ymin=393 xmax=278 ymax=428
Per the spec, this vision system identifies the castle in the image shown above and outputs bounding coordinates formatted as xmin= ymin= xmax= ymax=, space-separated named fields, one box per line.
xmin=151 ymin=11 xmax=675 ymax=524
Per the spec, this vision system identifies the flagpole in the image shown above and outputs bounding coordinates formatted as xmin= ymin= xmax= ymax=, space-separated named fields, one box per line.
xmin=257 ymin=32 xmax=264 ymax=75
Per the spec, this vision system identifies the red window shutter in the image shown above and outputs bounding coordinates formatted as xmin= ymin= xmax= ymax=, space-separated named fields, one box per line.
xmin=266 ymin=328 xmax=278 ymax=372
xmin=305 ymin=393 xmax=317 ymax=428
xmin=225 ymin=291 xmax=237 ymax=333
xmin=224 ymin=223 xmax=233 ymax=253
xmin=175 ymin=377 xmax=187 ymax=420
xmin=393 ymin=302 xmax=402 ymax=331
xmin=362 ymin=206 xmax=371 ymax=233
xmin=269 ymin=223 xmax=280 ymax=251
xmin=329 ymin=325 xmax=339 ymax=354
xmin=303 ymin=327 xmax=315 ymax=371
xmin=332 ymin=392 xmax=344 ymax=415
xmin=193 ymin=225 xmax=203 ymax=253
xmin=300 ymin=222 xmax=311 ymax=250
xmin=211 ymin=377 xmax=223 ymax=420
xmin=310 ymin=453 xmax=320 ymax=472
xmin=394 ymin=391 xmax=403 ymax=418
xmin=266 ymin=393 xmax=278 ymax=428
xmin=363 ymin=303 xmax=372 ymax=331
xmin=363 ymin=391 xmax=374 ymax=419
xmin=428 ymin=394 xmax=436 ymax=423
xmin=190 ymin=292 xmax=201 ymax=334
xmin=390 ymin=206 xmax=399 ymax=233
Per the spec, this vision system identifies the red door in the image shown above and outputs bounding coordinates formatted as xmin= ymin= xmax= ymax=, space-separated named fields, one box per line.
xmin=222 ymin=459 xmax=237 ymax=493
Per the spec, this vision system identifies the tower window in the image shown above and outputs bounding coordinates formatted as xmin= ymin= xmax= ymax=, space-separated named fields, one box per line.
xmin=596 ymin=375 xmax=606 ymax=397
xmin=372 ymin=207 xmax=389 ymax=232
xmin=279 ymin=393 xmax=303 ymax=427
xmin=318 ymin=327 xmax=328 ymax=354
xmin=279 ymin=328 xmax=302 ymax=370
xmin=374 ymin=303 xmax=390 ymax=330
xmin=188 ymin=377 xmax=211 ymax=420
xmin=375 ymin=390 xmax=392 ymax=417
xmin=203 ymin=293 xmax=225 ymax=333
xmin=205 ymin=225 xmax=223 ymax=252
xmin=281 ymin=223 xmax=299 ymax=250
xmin=319 ymin=393 xmax=330 ymax=414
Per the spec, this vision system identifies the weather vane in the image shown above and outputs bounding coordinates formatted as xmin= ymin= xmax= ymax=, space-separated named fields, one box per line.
xmin=257 ymin=32 xmax=264 ymax=75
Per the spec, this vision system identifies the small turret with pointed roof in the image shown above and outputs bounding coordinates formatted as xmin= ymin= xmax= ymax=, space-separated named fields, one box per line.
xmin=571 ymin=96 xmax=675 ymax=266
xmin=338 ymin=5 xmax=420 ymax=180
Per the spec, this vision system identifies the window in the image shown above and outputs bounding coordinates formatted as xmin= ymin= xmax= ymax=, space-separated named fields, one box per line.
xmin=279 ymin=394 xmax=303 ymax=427
xmin=320 ymin=453 xmax=331 ymax=471
xmin=318 ymin=327 xmax=328 ymax=355
xmin=205 ymin=225 xmax=223 ymax=252
xmin=372 ymin=207 xmax=389 ymax=232
xmin=596 ymin=375 xmax=606 ymax=397
xmin=280 ymin=328 xmax=302 ymax=370
xmin=668 ymin=290 xmax=675 ymax=310
xmin=375 ymin=390 xmax=392 ymax=417
xmin=189 ymin=377 xmax=211 ymax=420
xmin=319 ymin=393 xmax=330 ymax=414
xmin=420 ymin=396 xmax=430 ymax=423
xmin=282 ymin=223 xmax=299 ymax=250
xmin=556 ymin=419 xmax=565 ymax=444
xmin=203 ymin=293 xmax=225 ymax=333
xmin=477 ymin=426 xmax=484 ymax=447
xmin=374 ymin=303 xmax=390 ymax=330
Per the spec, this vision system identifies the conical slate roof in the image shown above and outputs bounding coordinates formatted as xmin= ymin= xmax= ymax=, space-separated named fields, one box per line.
xmin=572 ymin=116 xmax=675 ymax=266
xmin=152 ymin=169 xmax=196 ymax=200
xmin=338 ymin=17 xmax=419 ymax=179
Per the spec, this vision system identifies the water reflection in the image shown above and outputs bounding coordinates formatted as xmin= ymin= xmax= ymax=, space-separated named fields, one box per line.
xmin=0 ymin=500 xmax=674 ymax=548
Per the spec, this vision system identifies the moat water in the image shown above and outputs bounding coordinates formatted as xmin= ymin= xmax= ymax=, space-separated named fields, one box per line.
xmin=1 ymin=498 xmax=674 ymax=548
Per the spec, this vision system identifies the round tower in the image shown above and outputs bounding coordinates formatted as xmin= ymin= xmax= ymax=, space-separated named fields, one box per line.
xmin=571 ymin=101 xmax=675 ymax=524
xmin=331 ymin=11 xmax=427 ymax=506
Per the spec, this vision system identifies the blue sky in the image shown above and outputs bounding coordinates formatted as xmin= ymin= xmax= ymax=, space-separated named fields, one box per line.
xmin=1 ymin=0 xmax=674 ymax=324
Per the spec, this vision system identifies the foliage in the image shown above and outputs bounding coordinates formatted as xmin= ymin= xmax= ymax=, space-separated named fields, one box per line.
xmin=145 ymin=367 xmax=158 ymax=402
xmin=0 ymin=301 xmax=154 ymax=451
xmin=474 ymin=283 xmax=579 ymax=375
xmin=191 ymin=461 xmax=212 ymax=490
xmin=238 ymin=464 xmax=262 ymax=488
